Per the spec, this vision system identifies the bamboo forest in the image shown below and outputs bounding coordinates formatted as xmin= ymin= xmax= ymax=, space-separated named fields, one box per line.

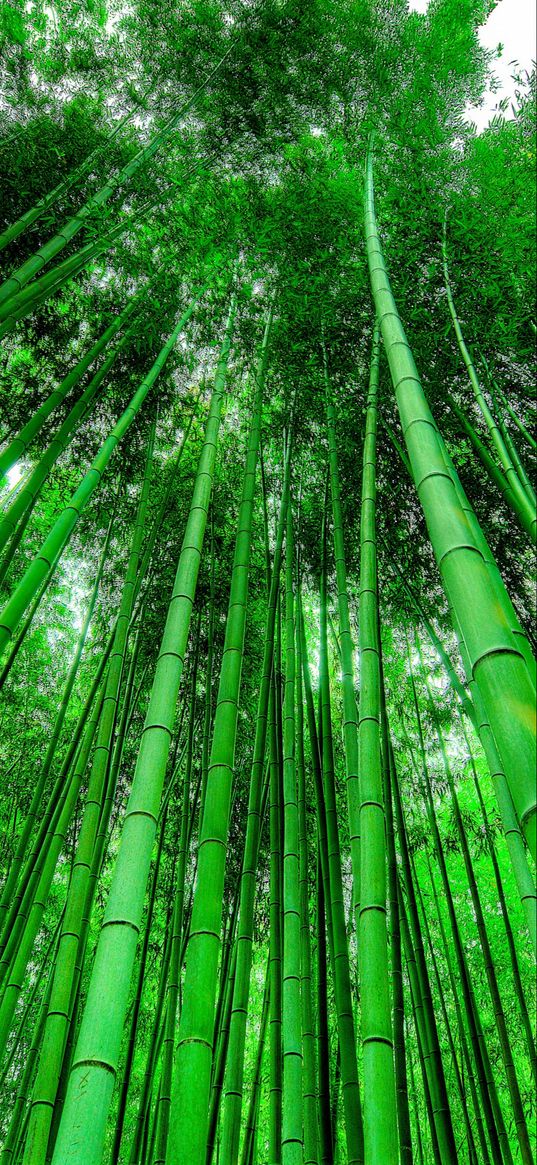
xmin=0 ymin=0 xmax=535 ymax=1161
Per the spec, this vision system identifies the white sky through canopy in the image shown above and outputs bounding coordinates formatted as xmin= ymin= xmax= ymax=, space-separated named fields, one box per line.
xmin=408 ymin=0 xmax=536 ymax=131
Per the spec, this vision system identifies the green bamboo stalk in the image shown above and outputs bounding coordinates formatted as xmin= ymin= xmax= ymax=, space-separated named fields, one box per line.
xmin=151 ymin=622 xmax=201 ymax=1165
xmin=463 ymin=723 xmax=537 ymax=1081
xmin=389 ymin=735 xmax=458 ymax=1163
xmin=50 ymin=664 xmax=146 ymax=1163
xmin=365 ymin=142 xmax=537 ymax=862
xmin=401 ymin=688 xmax=509 ymax=1165
xmin=200 ymin=511 xmax=216 ymax=817
xmin=216 ymin=312 xmax=281 ymax=1165
xmin=424 ymin=853 xmax=492 ymax=1165
xmin=0 ymin=327 xmax=133 ymax=584
xmin=206 ymin=889 xmax=241 ymax=1165
xmin=420 ymin=657 xmax=533 ymax=1164
xmin=127 ymin=913 xmax=174 ymax=1165
xmin=0 ymin=506 xmax=114 ymax=946
xmin=435 ymin=427 xmax=536 ymax=688
xmin=485 ymin=371 xmax=536 ymax=504
xmin=111 ymin=806 xmax=168 ymax=1164
xmin=425 ymin=853 xmax=510 ymax=1165
xmin=397 ymin=883 xmax=442 ymax=1165
xmin=220 ymin=378 xmax=296 ymax=1165
xmin=378 ymin=645 xmax=412 ymax=1164
xmin=0 ymin=299 xmax=136 ymax=484
xmin=492 ymin=379 xmax=536 ymax=453
xmin=239 ymin=962 xmax=270 ymax=1165
xmin=383 ymin=744 xmax=413 ymax=1165
xmin=268 ymin=668 xmax=284 ymax=1165
xmin=0 ymin=47 xmax=234 ymax=309
xmin=280 ymin=497 xmax=303 ymax=1165
xmin=446 ymin=393 xmax=534 ymax=539
xmin=404 ymin=1020 xmax=425 ymax=1165
xmin=298 ymin=593 xmax=335 ymax=974
xmin=413 ymin=865 xmax=480 ymax=1165
xmin=323 ymin=342 xmax=360 ymax=917
xmin=442 ymin=220 xmax=536 ymax=542
xmin=50 ymin=298 xmax=235 ymax=1165
xmin=0 ymin=294 xmax=201 ymax=658
xmin=315 ymin=843 xmax=332 ymax=1165
xmin=318 ymin=540 xmax=363 ymax=1165
xmin=296 ymin=598 xmax=319 ymax=1165
xmin=357 ymin=321 xmax=397 ymax=1163
xmin=166 ymin=323 xmax=265 ymax=1165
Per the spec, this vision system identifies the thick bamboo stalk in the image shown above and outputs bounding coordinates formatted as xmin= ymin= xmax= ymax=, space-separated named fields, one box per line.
xmin=167 ymin=318 xmax=264 ymax=1165
xmin=151 ymin=625 xmax=201 ymax=1165
xmin=364 ymin=143 xmax=537 ymax=861
xmin=50 ymin=298 xmax=236 ymax=1165
xmin=268 ymin=669 xmax=284 ymax=1165
xmin=357 ymin=321 xmax=397 ymax=1163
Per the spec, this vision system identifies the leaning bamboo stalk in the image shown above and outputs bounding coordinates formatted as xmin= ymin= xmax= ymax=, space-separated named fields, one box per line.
xmin=419 ymin=655 xmax=533 ymax=1164
xmin=0 ymin=507 xmax=114 ymax=946
xmin=0 ymin=47 xmax=235 ymax=308
xmin=0 ymin=297 xmax=137 ymax=484
xmin=22 ymin=427 xmax=155 ymax=1165
xmin=0 ymin=292 xmax=202 ymax=657
xmin=51 ymin=297 xmax=236 ymax=1165
xmin=0 ymin=328 xmax=133 ymax=583
xmin=364 ymin=142 xmax=537 ymax=861
xmin=400 ymin=688 xmax=510 ymax=1165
